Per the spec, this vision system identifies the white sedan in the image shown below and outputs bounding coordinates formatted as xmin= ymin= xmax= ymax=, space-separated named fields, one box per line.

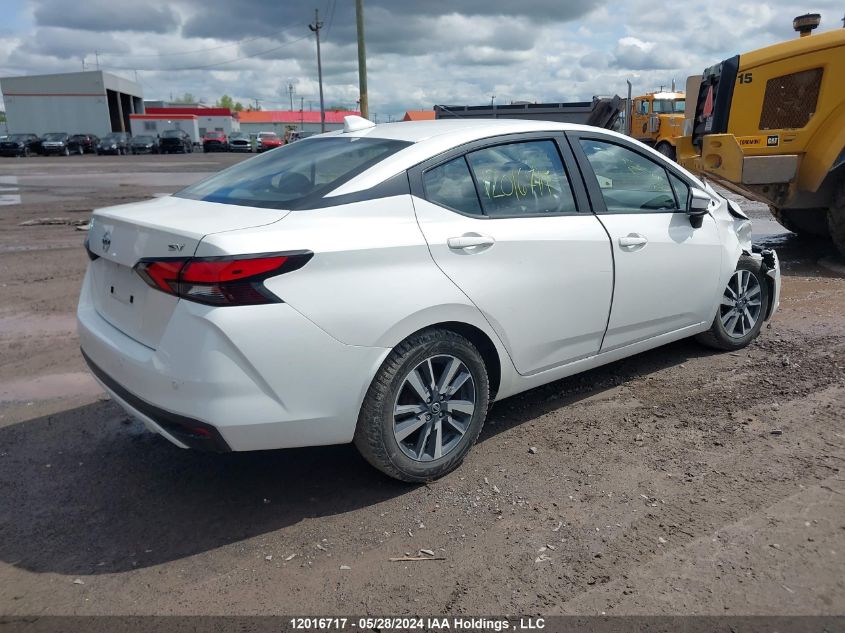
xmin=78 ymin=117 xmax=781 ymax=481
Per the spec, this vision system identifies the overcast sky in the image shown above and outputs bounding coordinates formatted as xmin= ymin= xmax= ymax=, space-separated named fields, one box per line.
xmin=1 ymin=0 xmax=843 ymax=120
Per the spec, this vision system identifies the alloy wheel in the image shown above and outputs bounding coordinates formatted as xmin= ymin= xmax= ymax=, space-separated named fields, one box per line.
xmin=720 ymin=269 xmax=762 ymax=338
xmin=393 ymin=355 xmax=476 ymax=462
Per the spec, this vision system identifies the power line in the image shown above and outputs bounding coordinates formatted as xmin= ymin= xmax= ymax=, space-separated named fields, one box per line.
xmin=324 ymin=0 xmax=338 ymax=39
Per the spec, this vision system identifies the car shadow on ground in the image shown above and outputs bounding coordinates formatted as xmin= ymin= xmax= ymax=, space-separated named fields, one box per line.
xmin=0 ymin=338 xmax=719 ymax=577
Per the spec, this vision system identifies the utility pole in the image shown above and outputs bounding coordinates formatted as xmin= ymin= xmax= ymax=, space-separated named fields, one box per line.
xmin=355 ymin=0 xmax=369 ymax=119
xmin=300 ymin=96 xmax=304 ymax=130
xmin=288 ymin=83 xmax=295 ymax=111
xmin=94 ymin=50 xmax=100 ymax=70
xmin=309 ymin=9 xmax=326 ymax=133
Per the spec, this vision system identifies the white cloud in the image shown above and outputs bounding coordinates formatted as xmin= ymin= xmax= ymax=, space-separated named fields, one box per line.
xmin=0 ymin=0 xmax=843 ymax=120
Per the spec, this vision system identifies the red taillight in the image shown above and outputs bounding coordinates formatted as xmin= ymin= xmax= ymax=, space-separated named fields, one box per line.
xmin=133 ymin=252 xmax=311 ymax=306
xmin=181 ymin=256 xmax=288 ymax=283
xmin=135 ymin=259 xmax=184 ymax=293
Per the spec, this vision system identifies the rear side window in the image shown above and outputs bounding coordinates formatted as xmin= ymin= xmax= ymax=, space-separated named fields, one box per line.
xmin=579 ymin=139 xmax=676 ymax=213
xmin=176 ymin=137 xmax=411 ymax=209
xmin=423 ymin=157 xmax=482 ymax=216
xmin=466 ymin=140 xmax=576 ymax=217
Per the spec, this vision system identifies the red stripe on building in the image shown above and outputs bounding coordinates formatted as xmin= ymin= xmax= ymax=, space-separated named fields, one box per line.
xmin=146 ymin=107 xmax=234 ymax=117
xmin=129 ymin=114 xmax=197 ymax=120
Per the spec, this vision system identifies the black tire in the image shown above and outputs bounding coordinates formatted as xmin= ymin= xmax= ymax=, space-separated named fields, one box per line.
xmin=78 ymin=146 xmax=84 ymax=155
xmin=22 ymin=147 xmax=30 ymax=158
xmin=354 ymin=329 xmax=490 ymax=482
xmin=827 ymin=180 xmax=845 ymax=258
xmin=656 ymin=142 xmax=676 ymax=161
xmin=63 ymin=146 xmax=70 ymax=156
xmin=696 ymin=256 xmax=770 ymax=351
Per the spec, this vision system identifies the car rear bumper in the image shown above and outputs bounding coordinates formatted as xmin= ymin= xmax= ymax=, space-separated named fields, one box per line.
xmin=81 ymin=349 xmax=232 ymax=452
xmin=77 ymin=267 xmax=390 ymax=452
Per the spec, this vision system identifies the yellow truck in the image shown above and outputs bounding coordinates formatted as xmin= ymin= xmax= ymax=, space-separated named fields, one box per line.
xmin=629 ymin=89 xmax=686 ymax=160
xmin=677 ymin=14 xmax=845 ymax=255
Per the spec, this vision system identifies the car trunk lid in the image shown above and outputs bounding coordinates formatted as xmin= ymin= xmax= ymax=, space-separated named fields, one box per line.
xmin=87 ymin=196 xmax=289 ymax=349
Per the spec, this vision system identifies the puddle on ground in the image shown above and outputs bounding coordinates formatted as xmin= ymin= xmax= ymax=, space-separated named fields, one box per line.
xmin=0 ymin=372 xmax=102 ymax=403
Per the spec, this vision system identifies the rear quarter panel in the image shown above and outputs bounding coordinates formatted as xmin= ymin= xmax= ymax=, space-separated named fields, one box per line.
xmin=194 ymin=195 xmax=508 ymax=354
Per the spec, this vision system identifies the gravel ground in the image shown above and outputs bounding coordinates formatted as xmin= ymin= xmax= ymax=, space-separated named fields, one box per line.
xmin=0 ymin=153 xmax=843 ymax=617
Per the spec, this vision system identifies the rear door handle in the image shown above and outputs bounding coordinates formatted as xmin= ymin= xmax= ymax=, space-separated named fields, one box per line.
xmin=447 ymin=235 xmax=496 ymax=249
xmin=619 ymin=235 xmax=648 ymax=247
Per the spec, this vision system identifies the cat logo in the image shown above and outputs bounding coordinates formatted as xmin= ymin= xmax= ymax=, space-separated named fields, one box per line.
xmin=767 ymin=135 xmax=779 ymax=147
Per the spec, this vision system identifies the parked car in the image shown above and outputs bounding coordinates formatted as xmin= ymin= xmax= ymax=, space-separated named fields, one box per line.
xmin=97 ymin=132 xmax=131 ymax=155
xmin=78 ymin=118 xmax=781 ymax=482
xmin=159 ymin=129 xmax=194 ymax=154
xmin=257 ymin=131 xmax=282 ymax=152
xmin=40 ymin=132 xmax=72 ymax=156
xmin=68 ymin=134 xmax=100 ymax=155
xmin=228 ymin=132 xmax=252 ymax=153
xmin=202 ymin=131 xmax=229 ymax=152
xmin=0 ymin=133 xmax=42 ymax=157
xmin=130 ymin=135 xmax=160 ymax=155
xmin=287 ymin=130 xmax=316 ymax=143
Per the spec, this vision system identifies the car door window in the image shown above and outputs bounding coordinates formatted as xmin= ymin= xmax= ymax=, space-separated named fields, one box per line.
xmin=423 ymin=157 xmax=483 ymax=216
xmin=578 ymin=139 xmax=677 ymax=213
xmin=466 ymin=140 xmax=576 ymax=217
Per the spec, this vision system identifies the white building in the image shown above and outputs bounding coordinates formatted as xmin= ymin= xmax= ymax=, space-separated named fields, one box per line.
xmin=133 ymin=107 xmax=239 ymax=139
xmin=0 ymin=70 xmax=143 ymax=137
xmin=129 ymin=114 xmax=201 ymax=143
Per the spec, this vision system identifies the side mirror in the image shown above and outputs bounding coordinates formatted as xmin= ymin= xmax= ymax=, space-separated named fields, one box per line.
xmin=687 ymin=187 xmax=711 ymax=228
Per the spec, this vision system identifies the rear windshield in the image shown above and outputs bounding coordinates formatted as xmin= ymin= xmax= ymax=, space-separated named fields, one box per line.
xmin=134 ymin=136 xmax=154 ymax=142
xmin=8 ymin=134 xmax=29 ymax=141
xmin=43 ymin=133 xmax=67 ymax=141
xmin=206 ymin=132 xmax=224 ymax=138
xmin=161 ymin=130 xmax=183 ymax=138
xmin=176 ymin=137 xmax=410 ymax=209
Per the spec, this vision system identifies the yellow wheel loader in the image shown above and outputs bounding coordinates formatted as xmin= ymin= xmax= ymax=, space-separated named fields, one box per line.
xmin=677 ymin=14 xmax=845 ymax=255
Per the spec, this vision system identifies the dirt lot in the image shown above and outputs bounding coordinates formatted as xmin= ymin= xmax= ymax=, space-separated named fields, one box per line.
xmin=0 ymin=153 xmax=843 ymax=617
